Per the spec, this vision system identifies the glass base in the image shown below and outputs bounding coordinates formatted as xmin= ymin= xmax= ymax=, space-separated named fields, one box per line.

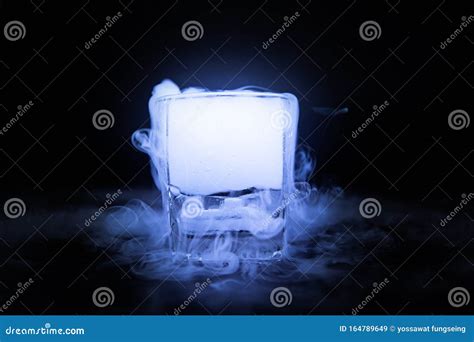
xmin=168 ymin=187 xmax=286 ymax=261
xmin=170 ymin=230 xmax=285 ymax=262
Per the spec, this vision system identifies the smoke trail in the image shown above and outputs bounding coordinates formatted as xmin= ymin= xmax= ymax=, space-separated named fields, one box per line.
xmin=93 ymin=81 xmax=387 ymax=283
xmin=91 ymin=144 xmax=390 ymax=283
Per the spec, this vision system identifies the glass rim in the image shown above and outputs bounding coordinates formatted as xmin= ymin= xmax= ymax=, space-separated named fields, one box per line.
xmin=153 ymin=91 xmax=296 ymax=102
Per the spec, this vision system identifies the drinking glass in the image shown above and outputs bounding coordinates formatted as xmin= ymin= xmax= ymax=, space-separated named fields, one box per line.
xmin=134 ymin=90 xmax=299 ymax=261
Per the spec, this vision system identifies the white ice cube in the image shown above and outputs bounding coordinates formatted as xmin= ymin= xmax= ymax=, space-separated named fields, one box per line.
xmin=167 ymin=95 xmax=286 ymax=195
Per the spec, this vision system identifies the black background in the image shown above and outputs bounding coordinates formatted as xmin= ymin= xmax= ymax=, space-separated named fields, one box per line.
xmin=0 ymin=0 xmax=473 ymax=315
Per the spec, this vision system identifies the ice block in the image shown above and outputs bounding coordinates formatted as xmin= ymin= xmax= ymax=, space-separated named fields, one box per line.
xmin=167 ymin=95 xmax=286 ymax=195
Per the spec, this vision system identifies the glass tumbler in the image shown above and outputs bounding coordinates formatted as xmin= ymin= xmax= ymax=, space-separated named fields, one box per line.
xmin=134 ymin=90 xmax=299 ymax=261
